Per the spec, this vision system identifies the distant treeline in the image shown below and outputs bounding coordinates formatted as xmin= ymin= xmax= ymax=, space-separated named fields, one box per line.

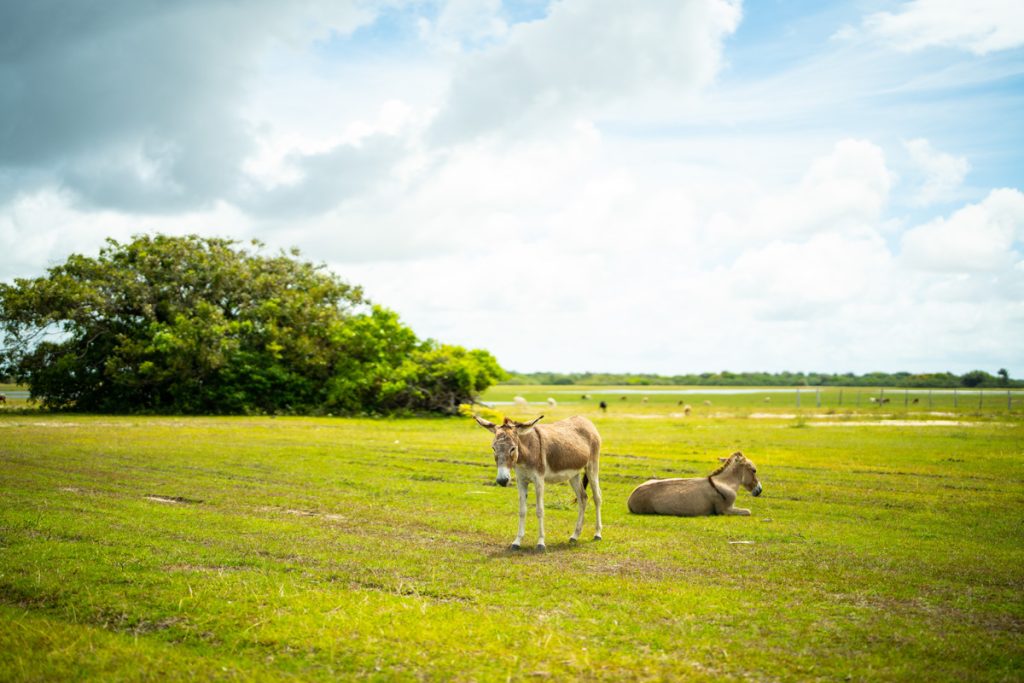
xmin=504 ymin=369 xmax=1021 ymax=389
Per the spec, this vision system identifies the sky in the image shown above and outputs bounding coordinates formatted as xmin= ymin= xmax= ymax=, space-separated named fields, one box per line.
xmin=1 ymin=0 xmax=1023 ymax=375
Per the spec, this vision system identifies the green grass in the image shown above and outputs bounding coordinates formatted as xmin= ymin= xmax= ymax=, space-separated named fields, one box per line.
xmin=1 ymin=388 xmax=1022 ymax=680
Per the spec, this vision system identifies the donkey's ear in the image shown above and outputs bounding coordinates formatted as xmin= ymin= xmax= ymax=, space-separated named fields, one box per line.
xmin=473 ymin=415 xmax=497 ymax=432
xmin=515 ymin=415 xmax=544 ymax=434
xmin=718 ymin=457 xmax=729 ymax=463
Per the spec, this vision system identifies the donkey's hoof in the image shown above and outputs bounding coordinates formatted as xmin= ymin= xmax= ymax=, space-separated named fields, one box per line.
xmin=509 ymin=543 xmax=521 ymax=551
xmin=535 ymin=543 xmax=547 ymax=553
xmin=568 ymin=537 xmax=578 ymax=545
xmin=593 ymin=534 xmax=602 ymax=541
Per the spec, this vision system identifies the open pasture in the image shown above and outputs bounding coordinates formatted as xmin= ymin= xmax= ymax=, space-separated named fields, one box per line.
xmin=486 ymin=384 xmax=1024 ymax=417
xmin=1 ymin=388 xmax=1022 ymax=680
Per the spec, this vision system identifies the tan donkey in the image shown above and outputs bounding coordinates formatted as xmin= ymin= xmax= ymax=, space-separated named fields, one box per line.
xmin=627 ymin=451 xmax=762 ymax=516
xmin=474 ymin=414 xmax=603 ymax=551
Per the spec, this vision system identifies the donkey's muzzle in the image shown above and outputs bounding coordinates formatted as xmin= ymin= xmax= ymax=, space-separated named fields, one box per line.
xmin=496 ymin=476 xmax=510 ymax=487
xmin=752 ymin=482 xmax=763 ymax=497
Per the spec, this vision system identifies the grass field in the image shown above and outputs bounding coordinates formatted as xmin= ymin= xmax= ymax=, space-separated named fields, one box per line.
xmin=1 ymin=387 xmax=1022 ymax=680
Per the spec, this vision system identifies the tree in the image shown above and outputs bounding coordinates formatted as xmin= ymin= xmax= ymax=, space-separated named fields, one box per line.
xmin=998 ymin=368 xmax=1009 ymax=386
xmin=0 ymin=234 xmax=505 ymax=414
xmin=960 ymin=370 xmax=992 ymax=388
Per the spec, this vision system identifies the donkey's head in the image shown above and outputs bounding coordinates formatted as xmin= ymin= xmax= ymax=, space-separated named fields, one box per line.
xmin=719 ymin=451 xmax=763 ymax=497
xmin=473 ymin=415 xmax=543 ymax=487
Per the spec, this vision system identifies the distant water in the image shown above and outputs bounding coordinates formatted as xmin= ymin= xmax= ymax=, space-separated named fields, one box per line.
xmin=486 ymin=388 xmax=805 ymax=405
xmin=554 ymin=388 xmax=802 ymax=395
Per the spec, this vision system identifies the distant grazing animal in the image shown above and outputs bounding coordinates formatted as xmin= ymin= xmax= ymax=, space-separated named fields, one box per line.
xmin=513 ymin=396 xmax=529 ymax=409
xmin=547 ymin=397 xmax=557 ymax=407
xmin=703 ymin=400 xmax=712 ymax=406
xmin=581 ymin=394 xmax=590 ymax=400
xmin=599 ymin=401 xmax=607 ymax=412
xmin=683 ymin=404 xmax=692 ymax=416
xmin=764 ymin=396 xmax=772 ymax=403
xmin=474 ymin=415 xmax=603 ymax=550
xmin=641 ymin=396 xmax=649 ymax=404
xmin=620 ymin=396 xmax=627 ymax=401
xmin=0 ymin=393 xmax=6 ymax=405
xmin=627 ymin=452 xmax=762 ymax=517
xmin=912 ymin=398 xmax=919 ymax=404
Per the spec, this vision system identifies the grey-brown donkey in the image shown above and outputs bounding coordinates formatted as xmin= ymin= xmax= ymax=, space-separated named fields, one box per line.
xmin=627 ymin=452 xmax=762 ymax=516
xmin=474 ymin=415 xmax=602 ymax=551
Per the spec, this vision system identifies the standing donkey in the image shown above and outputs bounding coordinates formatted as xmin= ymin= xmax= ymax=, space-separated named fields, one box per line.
xmin=474 ymin=414 xmax=603 ymax=551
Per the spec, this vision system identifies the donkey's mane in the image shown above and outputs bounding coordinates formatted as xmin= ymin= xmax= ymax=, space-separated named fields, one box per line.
xmin=707 ymin=452 xmax=741 ymax=477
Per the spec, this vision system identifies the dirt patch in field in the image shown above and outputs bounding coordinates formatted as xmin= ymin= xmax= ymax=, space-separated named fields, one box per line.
xmin=164 ymin=563 xmax=252 ymax=573
xmin=144 ymin=495 xmax=203 ymax=504
xmin=259 ymin=507 xmax=349 ymax=524
xmin=747 ymin=413 xmax=992 ymax=426
xmin=809 ymin=420 xmax=984 ymax=427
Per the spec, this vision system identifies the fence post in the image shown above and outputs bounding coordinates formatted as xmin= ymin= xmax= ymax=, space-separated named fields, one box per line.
xmin=816 ymin=387 xmax=821 ymax=408
xmin=928 ymin=389 xmax=932 ymax=409
xmin=954 ymin=389 xmax=958 ymax=408
xmin=1009 ymin=389 xmax=1013 ymax=411
xmin=796 ymin=389 xmax=801 ymax=408
xmin=904 ymin=389 xmax=908 ymax=407
xmin=839 ymin=388 xmax=843 ymax=406
xmin=978 ymin=389 xmax=983 ymax=409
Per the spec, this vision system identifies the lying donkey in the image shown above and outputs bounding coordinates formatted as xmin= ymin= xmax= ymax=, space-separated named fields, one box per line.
xmin=627 ymin=451 xmax=762 ymax=516
xmin=474 ymin=415 xmax=603 ymax=551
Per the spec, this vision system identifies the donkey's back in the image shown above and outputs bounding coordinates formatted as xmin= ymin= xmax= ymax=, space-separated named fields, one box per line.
xmin=538 ymin=415 xmax=601 ymax=472
xmin=627 ymin=477 xmax=717 ymax=516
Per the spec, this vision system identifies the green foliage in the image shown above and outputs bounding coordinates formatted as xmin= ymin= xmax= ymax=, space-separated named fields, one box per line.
xmin=960 ymin=369 xmax=993 ymax=388
xmin=0 ymin=234 xmax=505 ymax=414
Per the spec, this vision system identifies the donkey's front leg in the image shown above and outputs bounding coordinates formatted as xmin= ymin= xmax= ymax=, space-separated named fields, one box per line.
xmin=511 ymin=477 xmax=529 ymax=549
xmin=723 ymin=506 xmax=751 ymax=516
xmin=534 ymin=478 xmax=546 ymax=552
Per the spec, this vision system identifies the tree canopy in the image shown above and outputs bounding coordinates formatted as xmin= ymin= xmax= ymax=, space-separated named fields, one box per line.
xmin=0 ymin=235 xmax=505 ymax=414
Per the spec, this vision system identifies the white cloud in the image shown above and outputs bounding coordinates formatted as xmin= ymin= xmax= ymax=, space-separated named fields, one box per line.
xmin=727 ymin=232 xmax=894 ymax=321
xmin=0 ymin=1 xmax=395 ymax=211
xmin=901 ymin=188 xmax=1024 ymax=271
xmin=864 ymin=0 xmax=1024 ymax=54
xmin=903 ymin=138 xmax=970 ymax=206
xmin=430 ymin=0 xmax=742 ymax=143
xmin=0 ymin=190 xmax=251 ymax=281
xmin=713 ymin=139 xmax=893 ymax=246
xmin=419 ymin=0 xmax=509 ymax=52
xmin=2 ymin=2 xmax=1022 ymax=375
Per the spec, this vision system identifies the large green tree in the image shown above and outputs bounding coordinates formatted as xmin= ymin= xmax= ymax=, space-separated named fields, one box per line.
xmin=0 ymin=234 xmax=505 ymax=414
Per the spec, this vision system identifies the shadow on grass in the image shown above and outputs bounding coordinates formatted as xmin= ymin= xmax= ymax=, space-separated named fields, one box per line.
xmin=485 ymin=538 xmax=602 ymax=559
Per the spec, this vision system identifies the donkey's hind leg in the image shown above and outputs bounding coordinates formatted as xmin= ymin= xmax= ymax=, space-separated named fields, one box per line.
xmin=586 ymin=462 xmax=603 ymax=541
xmin=568 ymin=474 xmax=587 ymax=544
